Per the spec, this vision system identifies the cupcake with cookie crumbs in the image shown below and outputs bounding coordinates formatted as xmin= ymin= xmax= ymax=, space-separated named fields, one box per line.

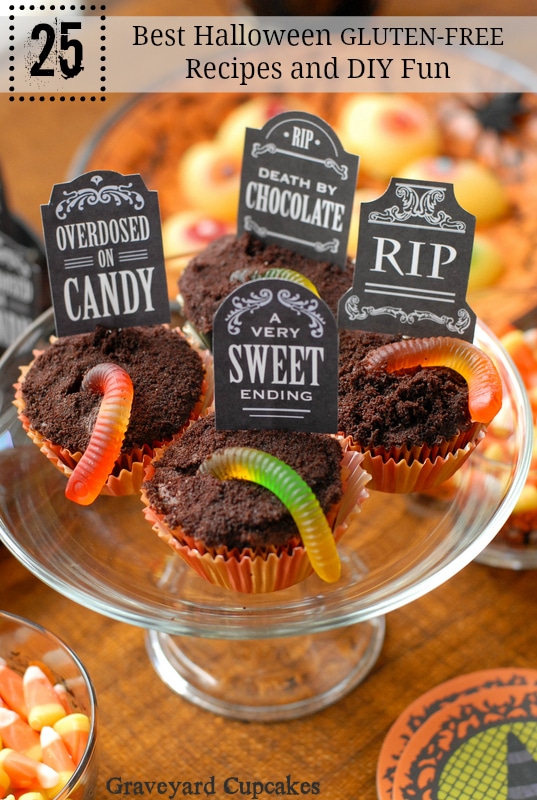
xmin=178 ymin=231 xmax=354 ymax=349
xmin=337 ymin=329 xmax=502 ymax=493
xmin=140 ymin=414 xmax=370 ymax=593
xmin=14 ymin=324 xmax=213 ymax=503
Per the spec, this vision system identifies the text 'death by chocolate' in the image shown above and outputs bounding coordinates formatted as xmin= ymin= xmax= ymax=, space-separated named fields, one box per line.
xmin=238 ymin=110 xmax=358 ymax=269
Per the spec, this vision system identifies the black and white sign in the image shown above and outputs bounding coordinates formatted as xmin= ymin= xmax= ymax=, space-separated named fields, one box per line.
xmin=338 ymin=177 xmax=477 ymax=341
xmin=0 ymin=230 xmax=48 ymax=352
xmin=238 ymin=111 xmax=358 ymax=268
xmin=214 ymin=278 xmax=338 ymax=433
xmin=41 ymin=170 xmax=170 ymax=337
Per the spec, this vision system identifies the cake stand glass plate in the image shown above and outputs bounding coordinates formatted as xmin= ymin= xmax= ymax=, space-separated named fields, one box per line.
xmin=0 ymin=308 xmax=531 ymax=720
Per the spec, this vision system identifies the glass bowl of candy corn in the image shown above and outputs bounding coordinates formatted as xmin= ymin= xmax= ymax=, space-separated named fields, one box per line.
xmin=0 ymin=610 xmax=97 ymax=800
xmin=475 ymin=325 xmax=537 ymax=569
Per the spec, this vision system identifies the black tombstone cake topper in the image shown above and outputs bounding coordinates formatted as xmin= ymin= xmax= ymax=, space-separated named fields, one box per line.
xmin=0 ymin=230 xmax=49 ymax=353
xmin=238 ymin=110 xmax=359 ymax=268
xmin=213 ymin=110 xmax=353 ymax=434
xmin=0 ymin=165 xmax=50 ymax=353
xmin=338 ymin=177 xmax=477 ymax=342
xmin=41 ymin=170 xmax=170 ymax=337
xmin=213 ymin=277 xmax=338 ymax=434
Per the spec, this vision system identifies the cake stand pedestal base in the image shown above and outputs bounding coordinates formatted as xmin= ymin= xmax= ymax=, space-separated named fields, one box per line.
xmin=145 ymin=616 xmax=386 ymax=721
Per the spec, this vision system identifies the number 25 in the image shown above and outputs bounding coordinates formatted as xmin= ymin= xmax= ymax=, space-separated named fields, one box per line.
xmin=30 ymin=22 xmax=84 ymax=79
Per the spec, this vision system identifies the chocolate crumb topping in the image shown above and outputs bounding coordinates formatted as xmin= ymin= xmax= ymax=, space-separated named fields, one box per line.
xmin=143 ymin=414 xmax=343 ymax=550
xmin=338 ymin=330 xmax=472 ymax=449
xmin=20 ymin=325 xmax=205 ymax=453
xmin=179 ymin=232 xmax=354 ymax=336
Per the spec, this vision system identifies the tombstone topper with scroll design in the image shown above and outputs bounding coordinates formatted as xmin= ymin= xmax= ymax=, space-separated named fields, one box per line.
xmin=238 ymin=110 xmax=359 ymax=268
xmin=41 ymin=170 xmax=170 ymax=338
xmin=213 ymin=277 xmax=338 ymax=434
xmin=338 ymin=177 xmax=477 ymax=342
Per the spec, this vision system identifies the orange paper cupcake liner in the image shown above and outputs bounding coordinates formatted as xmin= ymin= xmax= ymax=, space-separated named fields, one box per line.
xmin=15 ymin=417 xmax=163 ymax=496
xmin=13 ymin=329 xmax=214 ymax=498
xmin=140 ymin=448 xmax=370 ymax=594
xmin=339 ymin=424 xmax=486 ymax=493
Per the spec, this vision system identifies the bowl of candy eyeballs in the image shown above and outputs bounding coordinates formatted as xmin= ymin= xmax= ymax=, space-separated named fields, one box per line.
xmin=0 ymin=610 xmax=97 ymax=800
xmin=73 ymin=89 xmax=537 ymax=336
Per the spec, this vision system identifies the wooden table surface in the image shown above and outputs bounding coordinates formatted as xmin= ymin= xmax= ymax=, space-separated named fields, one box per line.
xmin=1 ymin=2 xmax=537 ymax=799
xmin=2 ymin=535 xmax=537 ymax=799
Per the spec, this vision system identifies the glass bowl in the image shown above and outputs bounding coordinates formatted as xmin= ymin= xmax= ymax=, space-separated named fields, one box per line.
xmin=471 ymin=320 xmax=537 ymax=570
xmin=0 ymin=307 xmax=531 ymax=720
xmin=476 ymin=446 xmax=537 ymax=570
xmin=0 ymin=610 xmax=98 ymax=799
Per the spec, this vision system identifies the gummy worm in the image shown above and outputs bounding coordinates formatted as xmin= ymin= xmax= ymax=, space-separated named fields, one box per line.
xmin=65 ymin=363 xmax=134 ymax=506
xmin=199 ymin=446 xmax=340 ymax=583
xmin=362 ymin=336 xmax=502 ymax=424
xmin=250 ymin=268 xmax=320 ymax=297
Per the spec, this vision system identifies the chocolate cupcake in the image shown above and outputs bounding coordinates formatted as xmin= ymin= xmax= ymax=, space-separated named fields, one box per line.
xmin=14 ymin=324 xmax=213 ymax=501
xmin=337 ymin=330 xmax=501 ymax=493
xmin=178 ymin=231 xmax=354 ymax=347
xmin=140 ymin=414 xmax=370 ymax=593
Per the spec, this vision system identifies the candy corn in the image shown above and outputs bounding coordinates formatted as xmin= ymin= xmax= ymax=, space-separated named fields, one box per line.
xmin=0 ymin=661 xmax=26 ymax=719
xmin=22 ymin=668 xmax=65 ymax=732
xmin=501 ymin=328 xmax=537 ymax=387
xmin=14 ymin=792 xmax=47 ymax=800
xmin=40 ymin=726 xmax=75 ymax=795
xmin=51 ymin=685 xmax=71 ymax=717
xmin=52 ymin=714 xmax=90 ymax=767
xmin=0 ymin=661 xmax=89 ymax=798
xmin=483 ymin=324 xmax=537 ymax=544
xmin=0 ymin=709 xmax=41 ymax=761
xmin=0 ymin=764 xmax=10 ymax=798
xmin=0 ymin=749 xmax=59 ymax=791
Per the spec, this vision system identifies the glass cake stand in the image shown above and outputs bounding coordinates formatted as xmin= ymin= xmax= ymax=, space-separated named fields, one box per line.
xmin=0 ymin=308 xmax=531 ymax=720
